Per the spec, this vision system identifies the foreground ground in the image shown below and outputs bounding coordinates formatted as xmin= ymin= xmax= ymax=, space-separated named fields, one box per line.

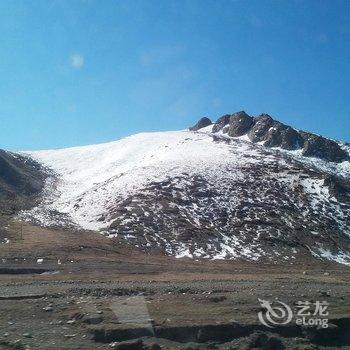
xmin=0 ymin=221 xmax=350 ymax=349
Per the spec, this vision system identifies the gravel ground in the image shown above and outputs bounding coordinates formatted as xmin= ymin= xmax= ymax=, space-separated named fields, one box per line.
xmin=0 ymin=260 xmax=349 ymax=350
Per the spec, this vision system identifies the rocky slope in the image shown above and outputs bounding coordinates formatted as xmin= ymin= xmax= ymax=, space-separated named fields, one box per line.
xmin=0 ymin=150 xmax=47 ymax=213
xmin=192 ymin=112 xmax=349 ymax=163
xmin=14 ymin=111 xmax=350 ymax=265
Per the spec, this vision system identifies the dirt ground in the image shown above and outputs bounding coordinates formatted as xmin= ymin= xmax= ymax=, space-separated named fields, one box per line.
xmin=0 ymin=220 xmax=350 ymax=349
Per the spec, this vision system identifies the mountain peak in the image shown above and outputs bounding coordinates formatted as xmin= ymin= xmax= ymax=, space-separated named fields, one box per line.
xmin=190 ymin=111 xmax=349 ymax=163
xmin=189 ymin=117 xmax=212 ymax=131
xmin=7 ymin=120 xmax=348 ymax=266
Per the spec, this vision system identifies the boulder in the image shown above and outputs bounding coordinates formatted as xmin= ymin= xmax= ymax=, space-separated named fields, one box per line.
xmin=208 ymin=295 xmax=227 ymax=303
xmin=113 ymin=339 xmax=144 ymax=350
xmin=82 ymin=314 xmax=103 ymax=325
xmin=247 ymin=332 xmax=284 ymax=350
xmin=279 ymin=126 xmax=304 ymax=150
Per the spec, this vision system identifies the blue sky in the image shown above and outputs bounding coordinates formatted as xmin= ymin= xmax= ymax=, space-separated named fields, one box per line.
xmin=0 ymin=0 xmax=349 ymax=150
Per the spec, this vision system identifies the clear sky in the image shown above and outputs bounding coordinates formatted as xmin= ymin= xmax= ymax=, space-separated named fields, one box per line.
xmin=0 ymin=0 xmax=349 ymax=150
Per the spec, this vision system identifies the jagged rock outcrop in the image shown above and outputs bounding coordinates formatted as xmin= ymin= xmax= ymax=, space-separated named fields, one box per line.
xmin=189 ymin=117 xmax=212 ymax=131
xmin=194 ymin=111 xmax=348 ymax=163
xmin=247 ymin=114 xmax=274 ymax=142
xmin=227 ymin=111 xmax=254 ymax=137
xmin=212 ymin=115 xmax=230 ymax=133
xmin=246 ymin=114 xmax=303 ymax=150
xmin=323 ymin=175 xmax=350 ymax=202
xmin=300 ymin=132 xmax=348 ymax=162
xmin=263 ymin=123 xmax=303 ymax=150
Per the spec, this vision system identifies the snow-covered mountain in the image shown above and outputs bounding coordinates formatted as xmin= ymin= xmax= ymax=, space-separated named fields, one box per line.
xmin=15 ymin=112 xmax=350 ymax=265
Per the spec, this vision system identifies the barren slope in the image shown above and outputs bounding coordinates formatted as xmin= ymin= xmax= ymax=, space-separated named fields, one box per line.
xmin=17 ymin=113 xmax=350 ymax=265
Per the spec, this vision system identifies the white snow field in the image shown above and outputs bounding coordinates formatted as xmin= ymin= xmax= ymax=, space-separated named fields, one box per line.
xmin=19 ymin=128 xmax=350 ymax=265
xmin=21 ymin=130 xmax=261 ymax=230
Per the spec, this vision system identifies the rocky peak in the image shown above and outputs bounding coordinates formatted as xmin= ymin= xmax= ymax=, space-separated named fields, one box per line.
xmin=190 ymin=111 xmax=349 ymax=163
xmin=212 ymin=114 xmax=230 ymax=133
xmin=301 ymin=132 xmax=348 ymax=163
xmin=228 ymin=111 xmax=254 ymax=137
xmin=189 ymin=117 xmax=212 ymax=131
xmin=247 ymin=114 xmax=275 ymax=142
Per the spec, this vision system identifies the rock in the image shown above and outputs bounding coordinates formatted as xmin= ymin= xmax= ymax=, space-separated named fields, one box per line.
xmin=208 ymin=295 xmax=227 ymax=303
xmin=207 ymin=341 xmax=217 ymax=349
xmin=212 ymin=114 xmax=231 ymax=133
xmin=303 ymin=323 xmax=340 ymax=344
xmin=303 ymin=271 xmax=308 ymax=275
xmin=0 ymin=150 xmax=47 ymax=205
xmin=209 ymin=111 xmax=348 ymax=162
xmin=82 ymin=314 xmax=103 ymax=325
xmin=247 ymin=114 xmax=274 ymax=142
xmin=149 ymin=343 xmax=161 ymax=350
xmin=189 ymin=117 xmax=212 ymax=131
xmin=263 ymin=121 xmax=303 ymax=150
xmin=323 ymin=272 xmax=330 ymax=276
xmin=267 ymin=335 xmax=284 ymax=349
xmin=323 ymin=175 xmax=350 ymax=201
xmin=112 ymin=339 xmax=144 ymax=350
xmin=279 ymin=126 xmax=304 ymax=150
xmin=227 ymin=111 xmax=254 ymax=137
xmin=184 ymin=343 xmax=200 ymax=350
xmin=12 ymin=340 xmax=26 ymax=350
xmin=293 ymin=345 xmax=318 ymax=350
xmin=196 ymin=324 xmax=238 ymax=343
xmin=248 ymin=331 xmax=269 ymax=347
xmin=247 ymin=332 xmax=284 ymax=350
xmin=294 ymin=337 xmax=310 ymax=344
xmin=23 ymin=332 xmax=32 ymax=338
xmin=43 ymin=306 xmax=53 ymax=312
xmin=301 ymin=132 xmax=348 ymax=162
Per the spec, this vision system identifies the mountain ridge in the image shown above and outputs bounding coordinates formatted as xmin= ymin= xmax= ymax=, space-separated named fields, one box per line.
xmin=190 ymin=111 xmax=349 ymax=163
xmin=1 ymin=111 xmax=349 ymax=266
